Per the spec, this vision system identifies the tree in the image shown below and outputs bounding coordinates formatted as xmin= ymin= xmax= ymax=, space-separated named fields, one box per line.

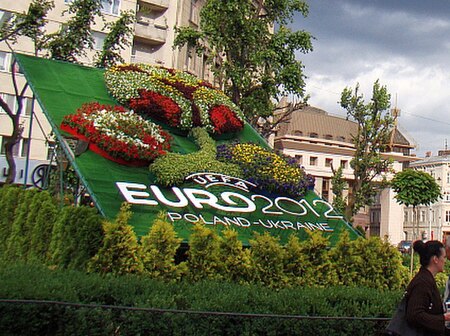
xmin=390 ymin=169 xmax=441 ymax=273
xmin=0 ymin=0 xmax=53 ymax=184
xmin=173 ymin=0 xmax=313 ymax=133
xmin=330 ymin=165 xmax=346 ymax=215
xmin=339 ymin=80 xmax=396 ymax=221
xmin=94 ymin=10 xmax=135 ymax=68
xmin=0 ymin=0 xmax=135 ymax=184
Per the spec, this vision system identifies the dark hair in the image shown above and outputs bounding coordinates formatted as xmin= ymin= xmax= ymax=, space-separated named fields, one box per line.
xmin=413 ymin=240 xmax=444 ymax=267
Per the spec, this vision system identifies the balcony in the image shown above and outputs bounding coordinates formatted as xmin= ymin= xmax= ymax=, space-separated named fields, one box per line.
xmin=134 ymin=21 xmax=167 ymax=44
xmin=138 ymin=0 xmax=169 ymax=10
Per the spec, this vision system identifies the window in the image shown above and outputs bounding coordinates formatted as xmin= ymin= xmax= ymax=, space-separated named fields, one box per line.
xmin=446 ymin=210 xmax=450 ymax=223
xmin=337 ymin=136 xmax=346 ymax=142
xmin=325 ymin=158 xmax=333 ymax=167
xmin=446 ymin=194 xmax=450 ymax=202
xmin=294 ymin=130 xmax=303 ymax=136
xmin=310 ymin=156 xmax=318 ymax=166
xmin=0 ymin=51 xmax=8 ymax=71
xmin=404 ymin=211 xmax=408 ymax=223
xmin=101 ymin=0 xmax=120 ymax=15
xmin=340 ymin=160 xmax=348 ymax=169
xmin=294 ymin=155 xmax=303 ymax=165
xmin=324 ymin=134 xmax=333 ymax=140
xmin=1 ymin=136 xmax=19 ymax=156
xmin=420 ymin=210 xmax=425 ymax=222
xmin=20 ymin=138 xmax=29 ymax=157
xmin=93 ymin=31 xmax=106 ymax=50
xmin=447 ymin=172 xmax=450 ymax=184
xmin=0 ymin=94 xmax=32 ymax=116
xmin=309 ymin=132 xmax=318 ymax=138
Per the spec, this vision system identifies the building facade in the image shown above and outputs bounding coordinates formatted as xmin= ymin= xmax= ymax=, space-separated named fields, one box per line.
xmin=408 ymin=150 xmax=450 ymax=242
xmin=272 ymin=103 xmax=418 ymax=244
xmin=0 ymin=0 xmax=211 ymax=186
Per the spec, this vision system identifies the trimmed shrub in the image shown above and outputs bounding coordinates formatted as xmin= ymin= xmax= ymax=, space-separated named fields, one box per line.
xmin=49 ymin=206 xmax=103 ymax=270
xmin=140 ymin=212 xmax=187 ymax=280
xmin=249 ymin=232 xmax=287 ymax=287
xmin=88 ymin=203 xmax=144 ymax=275
xmin=186 ymin=222 xmax=223 ymax=281
xmin=0 ymin=186 xmax=22 ymax=256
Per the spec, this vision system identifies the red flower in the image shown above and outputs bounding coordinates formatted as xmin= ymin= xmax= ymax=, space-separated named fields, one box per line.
xmin=209 ymin=105 xmax=244 ymax=134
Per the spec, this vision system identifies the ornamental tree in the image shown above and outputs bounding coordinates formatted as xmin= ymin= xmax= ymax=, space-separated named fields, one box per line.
xmin=390 ymin=169 xmax=441 ymax=272
xmin=173 ymin=0 xmax=313 ymax=134
xmin=339 ymin=80 xmax=396 ymax=221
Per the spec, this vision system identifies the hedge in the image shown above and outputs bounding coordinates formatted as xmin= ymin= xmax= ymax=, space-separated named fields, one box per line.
xmin=0 ymin=261 xmax=400 ymax=336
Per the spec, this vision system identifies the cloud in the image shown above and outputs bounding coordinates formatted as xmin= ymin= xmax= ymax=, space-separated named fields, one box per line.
xmin=290 ymin=0 xmax=450 ymax=156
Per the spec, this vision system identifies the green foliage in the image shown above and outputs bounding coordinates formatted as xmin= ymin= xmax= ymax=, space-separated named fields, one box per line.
xmin=0 ymin=0 xmax=54 ymax=50
xmin=28 ymin=191 xmax=58 ymax=262
xmin=339 ymin=80 xmax=395 ymax=220
xmin=249 ymin=232 xmax=287 ymax=287
xmin=88 ymin=203 xmax=144 ymax=275
xmin=45 ymin=0 xmax=102 ymax=62
xmin=186 ymin=223 xmax=223 ymax=281
xmin=297 ymin=231 xmax=338 ymax=287
xmin=150 ymin=127 xmax=242 ymax=186
xmin=0 ymin=261 xmax=404 ymax=336
xmin=4 ymin=188 xmax=38 ymax=260
xmin=0 ymin=186 xmax=22 ymax=256
xmin=331 ymin=165 xmax=346 ymax=216
xmin=283 ymin=234 xmax=307 ymax=286
xmin=218 ymin=228 xmax=253 ymax=283
xmin=49 ymin=206 xmax=103 ymax=270
xmin=391 ymin=169 xmax=441 ymax=207
xmin=174 ymin=0 xmax=313 ymax=130
xmin=94 ymin=10 xmax=135 ymax=68
xmin=140 ymin=212 xmax=187 ymax=281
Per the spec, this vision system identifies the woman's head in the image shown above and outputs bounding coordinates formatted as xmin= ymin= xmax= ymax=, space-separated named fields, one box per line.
xmin=414 ymin=240 xmax=445 ymax=272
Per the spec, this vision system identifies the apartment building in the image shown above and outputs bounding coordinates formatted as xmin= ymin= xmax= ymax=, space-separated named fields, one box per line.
xmin=272 ymin=103 xmax=418 ymax=244
xmin=408 ymin=150 xmax=450 ymax=242
xmin=0 ymin=0 xmax=213 ymax=186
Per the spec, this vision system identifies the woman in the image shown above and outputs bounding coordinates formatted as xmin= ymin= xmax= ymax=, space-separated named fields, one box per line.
xmin=406 ymin=240 xmax=450 ymax=335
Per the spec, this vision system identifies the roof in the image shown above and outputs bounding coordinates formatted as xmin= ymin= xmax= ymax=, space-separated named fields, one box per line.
xmin=275 ymin=105 xmax=414 ymax=148
xmin=276 ymin=106 xmax=356 ymax=143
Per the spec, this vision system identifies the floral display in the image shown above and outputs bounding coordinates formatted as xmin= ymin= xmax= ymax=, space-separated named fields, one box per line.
xmin=104 ymin=63 xmax=245 ymax=135
xmin=216 ymin=142 xmax=315 ymax=198
xmin=60 ymin=102 xmax=171 ymax=166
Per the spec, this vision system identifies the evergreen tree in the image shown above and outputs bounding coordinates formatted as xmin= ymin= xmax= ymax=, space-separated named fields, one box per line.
xmin=88 ymin=203 xmax=143 ymax=275
xmin=49 ymin=206 xmax=103 ymax=270
xmin=28 ymin=191 xmax=58 ymax=262
xmin=4 ymin=188 xmax=38 ymax=261
xmin=0 ymin=186 xmax=22 ymax=256
xmin=297 ymin=231 xmax=338 ymax=287
xmin=186 ymin=222 xmax=222 ymax=281
xmin=249 ymin=232 xmax=287 ymax=287
xmin=219 ymin=228 xmax=253 ymax=284
xmin=283 ymin=234 xmax=307 ymax=286
xmin=329 ymin=231 xmax=359 ymax=286
xmin=140 ymin=212 xmax=186 ymax=281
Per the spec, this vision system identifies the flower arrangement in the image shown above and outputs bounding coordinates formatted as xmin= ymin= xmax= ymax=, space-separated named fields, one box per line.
xmin=104 ymin=63 xmax=244 ymax=135
xmin=61 ymin=102 xmax=171 ymax=166
xmin=216 ymin=142 xmax=315 ymax=198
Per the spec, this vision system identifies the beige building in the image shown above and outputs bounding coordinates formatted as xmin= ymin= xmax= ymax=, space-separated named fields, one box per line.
xmin=0 ymin=0 xmax=211 ymax=186
xmin=408 ymin=150 xmax=450 ymax=242
xmin=272 ymin=103 xmax=418 ymax=244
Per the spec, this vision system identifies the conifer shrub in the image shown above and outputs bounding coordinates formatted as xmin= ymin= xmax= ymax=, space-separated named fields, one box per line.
xmin=88 ymin=203 xmax=144 ymax=275
xmin=49 ymin=206 xmax=103 ymax=270
xmin=4 ymin=188 xmax=38 ymax=261
xmin=28 ymin=191 xmax=58 ymax=263
xmin=185 ymin=222 xmax=223 ymax=281
xmin=140 ymin=212 xmax=187 ymax=280
xmin=249 ymin=232 xmax=287 ymax=287
xmin=0 ymin=185 xmax=22 ymax=256
xmin=283 ymin=234 xmax=307 ymax=286
xmin=218 ymin=228 xmax=253 ymax=284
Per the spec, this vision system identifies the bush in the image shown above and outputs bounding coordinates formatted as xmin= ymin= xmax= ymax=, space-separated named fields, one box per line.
xmin=0 ymin=260 xmax=403 ymax=336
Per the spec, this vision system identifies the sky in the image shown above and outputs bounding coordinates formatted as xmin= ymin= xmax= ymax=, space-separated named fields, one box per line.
xmin=290 ymin=0 xmax=450 ymax=157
